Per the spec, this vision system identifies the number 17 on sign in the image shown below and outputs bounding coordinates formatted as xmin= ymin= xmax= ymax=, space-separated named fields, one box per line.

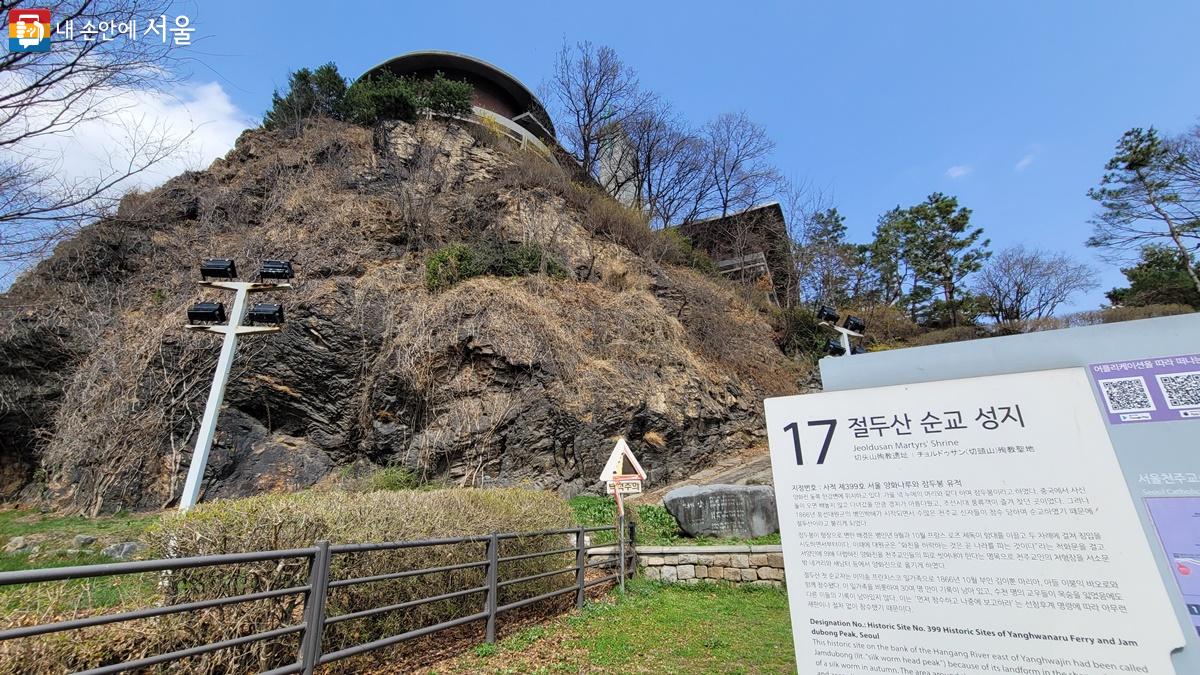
xmin=783 ymin=419 xmax=837 ymax=465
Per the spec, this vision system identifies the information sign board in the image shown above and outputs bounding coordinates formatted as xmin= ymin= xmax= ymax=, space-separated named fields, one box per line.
xmin=766 ymin=368 xmax=1185 ymax=675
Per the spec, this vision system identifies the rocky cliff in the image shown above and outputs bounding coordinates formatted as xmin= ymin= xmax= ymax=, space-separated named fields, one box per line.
xmin=0 ymin=119 xmax=802 ymax=514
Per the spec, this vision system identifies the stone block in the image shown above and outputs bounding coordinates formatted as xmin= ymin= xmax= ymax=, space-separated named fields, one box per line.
xmin=750 ymin=580 xmax=774 ymax=587
xmin=661 ymin=565 xmax=678 ymax=582
xmin=663 ymin=484 xmax=779 ymax=538
xmin=712 ymin=554 xmax=731 ymax=566
xmin=766 ymin=553 xmax=785 ymax=568
xmin=757 ymin=566 xmax=785 ymax=581
xmin=729 ymin=554 xmax=749 ymax=568
xmin=644 ymin=556 xmax=665 ymax=566
xmin=709 ymin=566 xmax=726 ymax=579
xmin=678 ymin=554 xmax=699 ymax=564
xmin=685 ymin=578 xmax=700 ymax=584
xmin=678 ymin=564 xmax=696 ymax=580
xmin=740 ymin=568 xmax=758 ymax=582
xmin=695 ymin=565 xmax=708 ymax=578
xmin=749 ymin=554 xmax=769 ymax=566
xmin=643 ymin=566 xmax=661 ymax=581
xmin=723 ymin=567 xmax=742 ymax=581
xmin=697 ymin=555 xmax=715 ymax=566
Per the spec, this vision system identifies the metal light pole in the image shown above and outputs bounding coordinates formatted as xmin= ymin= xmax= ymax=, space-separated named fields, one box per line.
xmin=179 ymin=277 xmax=290 ymax=511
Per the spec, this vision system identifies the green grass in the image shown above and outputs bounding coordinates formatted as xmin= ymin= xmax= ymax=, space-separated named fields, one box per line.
xmin=0 ymin=509 xmax=163 ymax=615
xmin=445 ymin=579 xmax=795 ymax=673
xmin=569 ymin=496 xmax=781 ymax=547
xmin=0 ymin=509 xmax=159 ymax=548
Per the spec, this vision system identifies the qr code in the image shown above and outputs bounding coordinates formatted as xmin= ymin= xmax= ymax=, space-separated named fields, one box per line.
xmin=1099 ymin=377 xmax=1155 ymax=413
xmin=1156 ymin=372 xmax=1200 ymax=409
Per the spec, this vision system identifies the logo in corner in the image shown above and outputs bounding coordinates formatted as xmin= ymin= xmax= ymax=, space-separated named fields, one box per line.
xmin=8 ymin=9 xmax=50 ymax=52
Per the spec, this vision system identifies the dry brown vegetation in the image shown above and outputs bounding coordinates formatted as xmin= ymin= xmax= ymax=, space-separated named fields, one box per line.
xmin=0 ymin=488 xmax=576 ymax=674
xmin=0 ymin=117 xmax=802 ymax=514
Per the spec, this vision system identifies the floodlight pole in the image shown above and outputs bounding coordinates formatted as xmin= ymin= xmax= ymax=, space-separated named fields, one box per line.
xmin=179 ymin=280 xmax=289 ymax=512
xmin=819 ymin=322 xmax=863 ymax=357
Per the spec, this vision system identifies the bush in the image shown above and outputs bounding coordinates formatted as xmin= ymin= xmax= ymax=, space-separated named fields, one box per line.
xmin=773 ymin=307 xmax=825 ymax=358
xmin=909 ymin=325 xmax=987 ymax=346
xmin=6 ymin=489 xmax=574 ymax=674
xmin=581 ymin=195 xmax=656 ymax=255
xmin=263 ymin=63 xmax=474 ymax=130
xmin=262 ymin=62 xmax=348 ymax=131
xmin=426 ymin=239 xmax=567 ymax=291
xmin=850 ymin=305 xmax=922 ymax=344
xmin=342 ymin=70 xmax=417 ymax=125
xmin=366 ymin=465 xmax=421 ymax=491
xmin=344 ymin=70 xmax=473 ymax=126
xmin=656 ymin=229 xmax=718 ymax=274
xmin=569 ymin=495 xmax=682 ymax=545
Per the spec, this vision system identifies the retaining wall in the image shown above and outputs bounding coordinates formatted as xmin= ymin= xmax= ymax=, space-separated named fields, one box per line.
xmin=589 ymin=544 xmax=785 ymax=587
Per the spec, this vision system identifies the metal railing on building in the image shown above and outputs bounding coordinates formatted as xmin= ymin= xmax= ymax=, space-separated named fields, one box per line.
xmin=0 ymin=522 xmax=636 ymax=674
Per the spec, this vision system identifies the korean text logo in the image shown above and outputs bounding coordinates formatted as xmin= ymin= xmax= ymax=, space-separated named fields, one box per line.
xmin=8 ymin=8 xmax=50 ymax=52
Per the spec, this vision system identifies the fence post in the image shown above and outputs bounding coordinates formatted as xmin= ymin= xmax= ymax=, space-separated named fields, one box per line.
xmin=575 ymin=526 xmax=586 ymax=608
xmin=627 ymin=520 xmax=638 ymax=579
xmin=485 ymin=533 xmax=499 ymax=643
xmin=298 ymin=540 xmax=331 ymax=675
xmin=617 ymin=514 xmax=626 ymax=595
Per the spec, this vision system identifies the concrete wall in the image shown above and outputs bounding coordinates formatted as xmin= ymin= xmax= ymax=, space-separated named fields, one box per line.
xmin=589 ymin=544 xmax=785 ymax=587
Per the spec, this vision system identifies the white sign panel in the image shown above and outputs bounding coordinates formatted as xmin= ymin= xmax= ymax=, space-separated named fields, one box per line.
xmin=605 ymin=479 xmax=643 ymax=495
xmin=765 ymin=368 xmax=1185 ymax=675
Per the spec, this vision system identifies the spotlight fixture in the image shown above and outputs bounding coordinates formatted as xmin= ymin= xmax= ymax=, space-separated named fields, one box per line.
xmin=258 ymin=260 xmax=294 ymax=281
xmin=200 ymin=258 xmax=237 ymax=280
xmin=186 ymin=301 xmax=227 ymax=324
xmin=246 ymin=303 xmax=285 ymax=325
xmin=825 ymin=338 xmax=846 ymax=356
xmin=843 ymin=315 xmax=866 ymax=334
xmin=817 ymin=305 xmax=840 ymax=324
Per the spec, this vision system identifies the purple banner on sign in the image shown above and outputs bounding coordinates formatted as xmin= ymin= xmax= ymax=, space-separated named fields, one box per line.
xmin=1089 ymin=354 xmax=1200 ymax=425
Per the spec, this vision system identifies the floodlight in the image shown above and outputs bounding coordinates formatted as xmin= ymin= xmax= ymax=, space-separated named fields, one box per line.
xmin=825 ymin=338 xmax=846 ymax=356
xmin=200 ymin=258 xmax=237 ymax=280
xmin=246 ymin=303 xmax=285 ymax=325
xmin=259 ymin=260 xmax=294 ymax=281
xmin=843 ymin=315 xmax=866 ymax=334
xmin=187 ymin=301 xmax=227 ymax=324
xmin=817 ymin=305 xmax=839 ymax=323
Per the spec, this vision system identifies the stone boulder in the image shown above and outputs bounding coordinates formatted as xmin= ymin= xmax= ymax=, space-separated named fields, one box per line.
xmin=663 ymin=484 xmax=778 ymax=539
xmin=101 ymin=541 xmax=145 ymax=560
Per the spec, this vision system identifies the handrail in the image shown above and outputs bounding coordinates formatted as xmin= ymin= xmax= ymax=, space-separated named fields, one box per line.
xmin=0 ymin=546 xmax=318 ymax=585
xmin=0 ymin=519 xmax=636 ymax=673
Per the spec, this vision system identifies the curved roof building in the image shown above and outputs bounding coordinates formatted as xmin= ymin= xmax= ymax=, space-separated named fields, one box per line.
xmin=359 ymin=51 xmax=556 ymax=147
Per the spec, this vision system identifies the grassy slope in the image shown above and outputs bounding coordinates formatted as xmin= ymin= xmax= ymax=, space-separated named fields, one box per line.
xmin=0 ymin=509 xmax=161 ymax=612
xmin=436 ymin=580 xmax=795 ymax=674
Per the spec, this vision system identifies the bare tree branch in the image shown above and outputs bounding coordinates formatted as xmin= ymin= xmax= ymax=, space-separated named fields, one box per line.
xmin=0 ymin=0 xmax=190 ymax=267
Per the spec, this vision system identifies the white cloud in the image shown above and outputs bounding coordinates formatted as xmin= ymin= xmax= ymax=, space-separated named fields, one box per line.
xmin=11 ymin=79 xmax=253 ymax=191
xmin=945 ymin=165 xmax=972 ymax=179
xmin=1015 ymin=150 xmax=1038 ymax=171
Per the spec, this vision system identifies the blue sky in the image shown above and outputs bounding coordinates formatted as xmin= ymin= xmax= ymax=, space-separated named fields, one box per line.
xmin=102 ymin=1 xmax=1200 ymax=309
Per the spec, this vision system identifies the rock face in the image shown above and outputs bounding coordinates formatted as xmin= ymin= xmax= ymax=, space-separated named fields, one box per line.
xmin=0 ymin=119 xmax=801 ymax=513
xmin=663 ymin=484 xmax=779 ymax=538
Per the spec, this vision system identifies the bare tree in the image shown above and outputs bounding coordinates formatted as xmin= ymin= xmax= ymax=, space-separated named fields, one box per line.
xmin=624 ymin=100 xmax=712 ymax=228
xmin=545 ymin=41 xmax=648 ymax=181
xmin=0 ymin=0 xmax=186 ymax=266
xmin=973 ymin=245 xmax=1098 ymax=327
xmin=1087 ymin=126 xmax=1200 ymax=295
xmin=702 ymin=111 xmax=781 ymax=218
